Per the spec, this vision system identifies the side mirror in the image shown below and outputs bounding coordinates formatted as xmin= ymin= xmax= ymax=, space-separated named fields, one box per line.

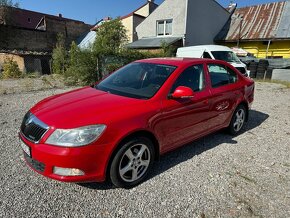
xmin=171 ymin=86 xmax=194 ymax=99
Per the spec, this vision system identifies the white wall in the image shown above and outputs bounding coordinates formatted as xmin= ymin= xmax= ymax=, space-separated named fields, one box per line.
xmin=136 ymin=0 xmax=187 ymax=39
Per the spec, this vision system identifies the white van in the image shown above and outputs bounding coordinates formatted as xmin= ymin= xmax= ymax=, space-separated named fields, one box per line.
xmin=176 ymin=45 xmax=249 ymax=76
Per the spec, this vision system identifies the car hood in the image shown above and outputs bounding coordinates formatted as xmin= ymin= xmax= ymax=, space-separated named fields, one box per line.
xmin=30 ymin=87 xmax=145 ymax=128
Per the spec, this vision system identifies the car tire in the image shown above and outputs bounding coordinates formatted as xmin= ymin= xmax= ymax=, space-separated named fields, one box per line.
xmin=228 ymin=104 xmax=247 ymax=135
xmin=109 ymin=136 xmax=155 ymax=188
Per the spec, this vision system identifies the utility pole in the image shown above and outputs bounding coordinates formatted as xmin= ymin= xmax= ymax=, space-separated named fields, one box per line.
xmin=237 ymin=16 xmax=243 ymax=48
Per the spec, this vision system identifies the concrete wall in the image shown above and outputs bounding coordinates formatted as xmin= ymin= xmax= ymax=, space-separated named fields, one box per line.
xmin=133 ymin=16 xmax=145 ymax=42
xmin=136 ymin=0 xmax=187 ymax=39
xmin=185 ymin=0 xmax=230 ymax=46
xmin=272 ymin=69 xmax=290 ymax=81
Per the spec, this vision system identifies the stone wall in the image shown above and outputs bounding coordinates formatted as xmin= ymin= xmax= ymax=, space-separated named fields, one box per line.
xmin=0 ymin=25 xmax=56 ymax=51
xmin=0 ymin=17 xmax=91 ymax=52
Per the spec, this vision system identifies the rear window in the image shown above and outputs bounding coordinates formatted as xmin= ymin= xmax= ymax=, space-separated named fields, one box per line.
xmin=207 ymin=64 xmax=238 ymax=88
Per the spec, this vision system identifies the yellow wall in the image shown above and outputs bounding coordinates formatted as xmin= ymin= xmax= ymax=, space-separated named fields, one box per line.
xmin=220 ymin=40 xmax=290 ymax=58
xmin=0 ymin=53 xmax=25 ymax=71
xmin=135 ymin=4 xmax=150 ymax=17
xmin=121 ymin=16 xmax=133 ymax=43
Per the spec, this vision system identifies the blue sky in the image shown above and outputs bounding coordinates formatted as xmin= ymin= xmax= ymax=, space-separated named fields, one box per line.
xmin=17 ymin=0 xmax=283 ymax=24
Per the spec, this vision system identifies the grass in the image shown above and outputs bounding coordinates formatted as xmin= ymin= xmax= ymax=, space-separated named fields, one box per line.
xmin=254 ymin=79 xmax=290 ymax=88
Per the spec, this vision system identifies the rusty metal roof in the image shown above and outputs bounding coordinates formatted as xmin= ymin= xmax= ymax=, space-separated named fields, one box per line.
xmin=216 ymin=1 xmax=290 ymax=41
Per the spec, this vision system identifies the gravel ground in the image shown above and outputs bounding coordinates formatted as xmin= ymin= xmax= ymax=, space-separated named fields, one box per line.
xmin=0 ymin=82 xmax=289 ymax=217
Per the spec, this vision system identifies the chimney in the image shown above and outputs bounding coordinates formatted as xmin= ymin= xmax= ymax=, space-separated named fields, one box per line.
xmin=58 ymin=13 xmax=62 ymax=18
xmin=228 ymin=2 xmax=237 ymax=14
xmin=103 ymin=17 xmax=112 ymax=21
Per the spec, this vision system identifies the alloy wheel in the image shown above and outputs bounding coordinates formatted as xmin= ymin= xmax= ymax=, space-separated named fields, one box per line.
xmin=119 ymin=144 xmax=151 ymax=182
xmin=233 ymin=108 xmax=245 ymax=132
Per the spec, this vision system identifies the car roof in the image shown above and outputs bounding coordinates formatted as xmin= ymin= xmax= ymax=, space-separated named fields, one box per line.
xmin=136 ymin=57 xmax=206 ymax=66
xmin=136 ymin=57 xmax=228 ymax=67
xmin=177 ymin=45 xmax=232 ymax=52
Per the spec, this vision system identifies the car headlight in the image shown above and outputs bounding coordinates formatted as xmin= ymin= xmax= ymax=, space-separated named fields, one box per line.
xmin=46 ymin=125 xmax=106 ymax=147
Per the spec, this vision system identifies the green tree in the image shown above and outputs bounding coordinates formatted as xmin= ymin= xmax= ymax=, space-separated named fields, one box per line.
xmin=52 ymin=33 xmax=67 ymax=74
xmin=161 ymin=41 xmax=178 ymax=57
xmin=0 ymin=0 xmax=19 ymax=6
xmin=93 ymin=18 xmax=128 ymax=54
xmin=91 ymin=19 xmax=129 ymax=80
xmin=55 ymin=19 xmax=162 ymax=86
xmin=0 ymin=0 xmax=19 ymax=25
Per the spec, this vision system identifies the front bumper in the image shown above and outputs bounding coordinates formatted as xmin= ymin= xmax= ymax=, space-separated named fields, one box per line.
xmin=19 ymin=133 xmax=112 ymax=183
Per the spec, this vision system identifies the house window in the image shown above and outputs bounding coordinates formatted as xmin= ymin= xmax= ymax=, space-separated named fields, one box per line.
xmin=157 ymin=20 xmax=172 ymax=36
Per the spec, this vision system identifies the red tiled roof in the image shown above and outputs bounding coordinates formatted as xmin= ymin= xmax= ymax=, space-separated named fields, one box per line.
xmin=120 ymin=13 xmax=146 ymax=20
xmin=216 ymin=1 xmax=287 ymax=41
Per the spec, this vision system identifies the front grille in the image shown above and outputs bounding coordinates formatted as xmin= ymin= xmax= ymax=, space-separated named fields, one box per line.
xmin=24 ymin=152 xmax=45 ymax=172
xmin=21 ymin=112 xmax=49 ymax=143
xmin=236 ymin=67 xmax=246 ymax=75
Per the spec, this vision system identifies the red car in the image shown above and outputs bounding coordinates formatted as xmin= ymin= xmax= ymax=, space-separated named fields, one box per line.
xmin=19 ymin=58 xmax=254 ymax=188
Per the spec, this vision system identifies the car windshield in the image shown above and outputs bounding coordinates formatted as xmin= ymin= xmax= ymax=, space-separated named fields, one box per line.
xmin=211 ymin=51 xmax=241 ymax=63
xmin=96 ymin=62 xmax=177 ymax=99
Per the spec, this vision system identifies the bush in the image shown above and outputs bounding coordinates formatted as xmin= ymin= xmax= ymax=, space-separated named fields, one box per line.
xmin=1 ymin=58 xmax=22 ymax=79
xmin=52 ymin=33 xmax=67 ymax=75
xmin=51 ymin=19 xmax=168 ymax=86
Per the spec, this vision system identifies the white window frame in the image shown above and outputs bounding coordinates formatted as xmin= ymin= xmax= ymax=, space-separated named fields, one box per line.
xmin=156 ymin=19 xmax=173 ymax=36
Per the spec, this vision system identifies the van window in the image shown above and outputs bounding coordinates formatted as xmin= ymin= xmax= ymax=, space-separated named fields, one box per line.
xmin=203 ymin=52 xmax=212 ymax=59
xmin=211 ymin=51 xmax=240 ymax=63
xmin=207 ymin=64 xmax=238 ymax=88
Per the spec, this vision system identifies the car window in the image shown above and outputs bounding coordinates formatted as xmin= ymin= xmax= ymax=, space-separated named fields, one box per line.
xmin=170 ymin=64 xmax=205 ymax=93
xmin=207 ymin=64 xmax=238 ymax=88
xmin=96 ymin=63 xmax=176 ymax=99
xmin=211 ymin=51 xmax=241 ymax=63
xmin=203 ymin=52 xmax=212 ymax=59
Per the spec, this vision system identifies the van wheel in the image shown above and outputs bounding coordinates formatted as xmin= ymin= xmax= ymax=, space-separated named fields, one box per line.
xmin=109 ymin=137 xmax=155 ymax=188
xmin=228 ymin=104 xmax=247 ymax=135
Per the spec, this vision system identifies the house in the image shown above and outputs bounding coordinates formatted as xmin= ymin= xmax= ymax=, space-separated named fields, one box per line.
xmin=0 ymin=6 xmax=92 ymax=74
xmin=127 ymin=0 xmax=231 ymax=51
xmin=77 ymin=17 xmax=112 ymax=49
xmin=215 ymin=1 xmax=290 ymax=58
xmin=120 ymin=0 xmax=158 ymax=43
xmin=77 ymin=0 xmax=158 ymax=49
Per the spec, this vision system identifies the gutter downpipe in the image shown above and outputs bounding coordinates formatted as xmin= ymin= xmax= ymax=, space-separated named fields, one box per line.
xmin=265 ymin=39 xmax=271 ymax=59
xmin=183 ymin=0 xmax=188 ymax=46
xmin=264 ymin=39 xmax=271 ymax=80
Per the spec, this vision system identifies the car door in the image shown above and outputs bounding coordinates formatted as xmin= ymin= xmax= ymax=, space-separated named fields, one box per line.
xmin=206 ymin=63 xmax=241 ymax=127
xmin=157 ymin=64 xmax=213 ymax=152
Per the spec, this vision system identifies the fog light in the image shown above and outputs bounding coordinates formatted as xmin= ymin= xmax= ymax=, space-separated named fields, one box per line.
xmin=53 ymin=167 xmax=85 ymax=176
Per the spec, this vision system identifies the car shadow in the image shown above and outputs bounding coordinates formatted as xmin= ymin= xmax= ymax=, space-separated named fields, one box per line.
xmin=79 ymin=110 xmax=269 ymax=190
